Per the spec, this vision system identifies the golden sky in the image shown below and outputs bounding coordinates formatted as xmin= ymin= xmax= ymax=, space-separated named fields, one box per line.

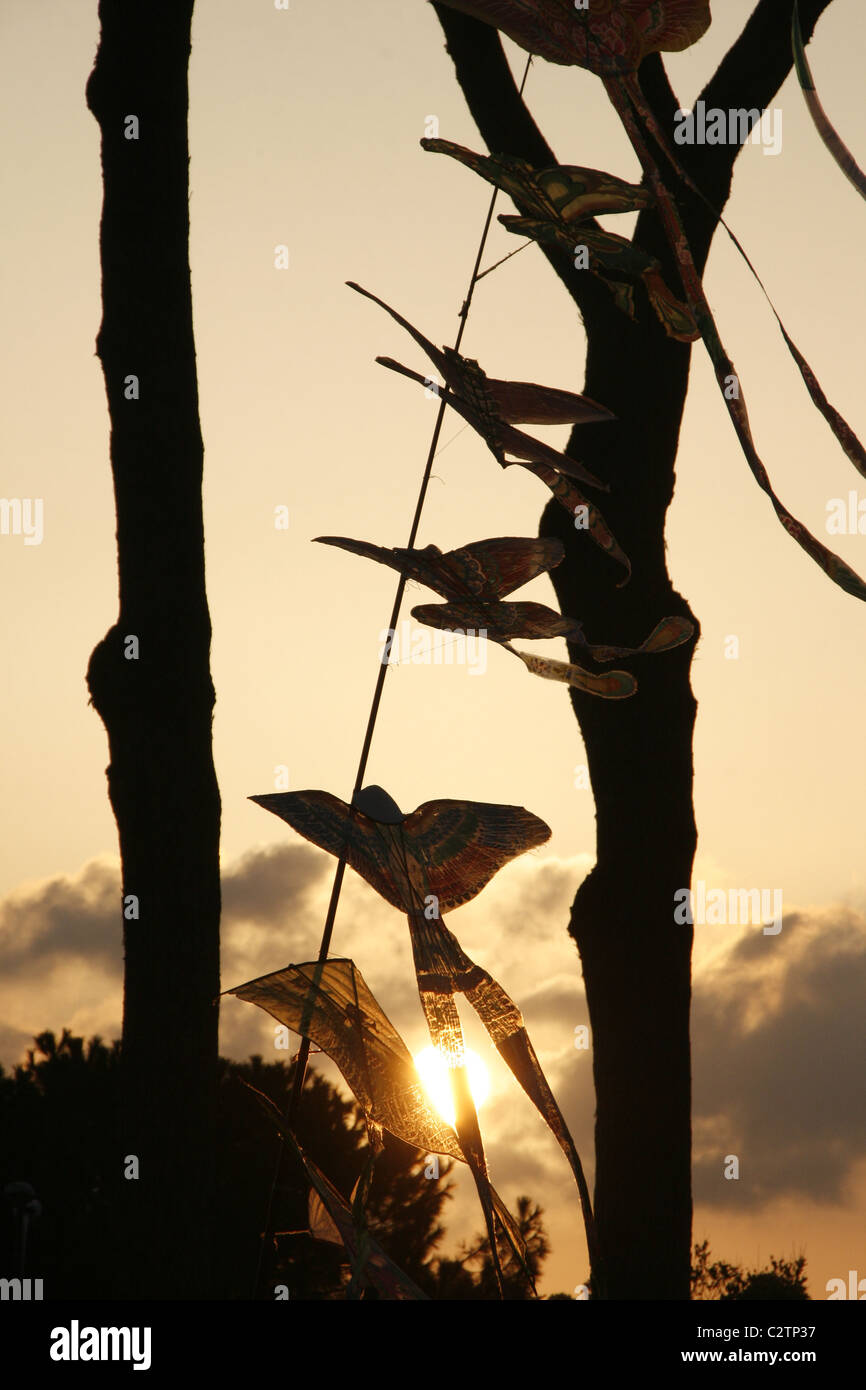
xmin=1 ymin=0 xmax=865 ymax=1297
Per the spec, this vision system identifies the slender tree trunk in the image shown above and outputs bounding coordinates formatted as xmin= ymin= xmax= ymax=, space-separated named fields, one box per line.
xmin=542 ymin=289 xmax=700 ymax=1301
xmin=85 ymin=0 xmax=221 ymax=1300
xmin=433 ymin=0 xmax=834 ymax=1298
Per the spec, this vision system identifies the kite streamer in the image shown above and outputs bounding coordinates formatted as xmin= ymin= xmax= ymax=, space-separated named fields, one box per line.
xmin=436 ymin=0 xmax=866 ymax=600
xmin=792 ymin=1 xmax=866 ymax=202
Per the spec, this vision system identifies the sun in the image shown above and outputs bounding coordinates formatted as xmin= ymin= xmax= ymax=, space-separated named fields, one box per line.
xmin=414 ymin=1045 xmax=490 ymax=1128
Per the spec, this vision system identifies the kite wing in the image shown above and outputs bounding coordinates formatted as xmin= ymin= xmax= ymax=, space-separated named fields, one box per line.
xmin=403 ymin=799 xmax=551 ymax=911
xmin=230 ymin=959 xmax=465 ymax=1160
xmin=250 ymin=789 xmax=408 ymax=911
xmin=445 ymin=536 xmax=565 ymax=599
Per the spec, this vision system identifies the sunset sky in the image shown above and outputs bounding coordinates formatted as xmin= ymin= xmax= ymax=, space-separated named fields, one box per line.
xmin=2 ymin=0 xmax=865 ymax=1297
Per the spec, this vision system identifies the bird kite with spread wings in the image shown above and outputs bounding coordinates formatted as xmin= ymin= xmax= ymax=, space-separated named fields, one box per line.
xmin=317 ymin=532 xmax=694 ymax=696
xmin=245 ymin=783 xmax=600 ymax=1279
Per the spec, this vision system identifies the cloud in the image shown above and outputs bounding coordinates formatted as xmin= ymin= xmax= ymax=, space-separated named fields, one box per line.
xmin=0 ymin=843 xmax=334 ymax=1066
xmin=3 ymin=844 xmax=864 ymax=1227
xmin=0 ymin=857 xmax=122 ymax=980
xmin=692 ymin=908 xmax=866 ymax=1207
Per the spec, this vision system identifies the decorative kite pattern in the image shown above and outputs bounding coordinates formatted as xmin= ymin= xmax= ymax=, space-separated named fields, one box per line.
xmin=316 ymin=532 xmax=642 ymax=695
xmin=247 ymin=787 xmax=599 ymax=1272
xmin=516 ymin=651 xmax=635 ymax=698
xmin=412 ymin=598 xmax=579 ymax=644
xmin=422 ymin=137 xmax=653 ymax=221
xmin=231 ymin=958 xmax=465 ymax=1159
xmin=231 ymin=957 xmax=531 ymax=1278
xmin=422 ymin=139 xmax=697 ymax=341
xmin=347 ymin=280 xmax=613 ymax=488
xmin=316 ymin=533 xmax=566 ymax=605
xmin=607 ymin=79 xmax=866 ymax=602
xmin=434 ymin=3 xmax=866 ymax=602
xmin=250 ymin=789 xmax=550 ymax=913
xmin=570 ymin=614 xmax=694 ymax=662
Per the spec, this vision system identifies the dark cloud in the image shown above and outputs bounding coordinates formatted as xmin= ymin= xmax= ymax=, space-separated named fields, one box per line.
xmin=0 ymin=844 xmax=334 ymax=1066
xmin=0 ymin=859 xmax=122 ymax=978
xmin=692 ymin=908 xmax=866 ymax=1207
xmin=4 ymin=847 xmax=864 ymax=1227
xmin=221 ymin=842 xmax=327 ymax=928
xmin=0 ymin=843 xmax=329 ymax=983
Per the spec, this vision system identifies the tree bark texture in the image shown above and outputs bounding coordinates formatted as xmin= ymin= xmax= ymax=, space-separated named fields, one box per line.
xmin=85 ymin=0 xmax=221 ymax=1299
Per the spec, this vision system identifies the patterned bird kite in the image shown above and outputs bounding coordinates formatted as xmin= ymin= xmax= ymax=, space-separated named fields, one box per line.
xmin=231 ymin=957 xmax=531 ymax=1288
xmin=316 ymin=532 xmax=635 ymax=696
xmin=246 ymin=784 xmax=599 ymax=1280
xmin=347 ymin=281 xmax=633 ymax=578
xmin=347 ymin=280 xmax=613 ymax=488
xmin=435 ymin=0 xmax=866 ymax=602
xmin=421 ymin=138 xmax=698 ymax=341
xmin=317 ymin=532 xmax=693 ymax=696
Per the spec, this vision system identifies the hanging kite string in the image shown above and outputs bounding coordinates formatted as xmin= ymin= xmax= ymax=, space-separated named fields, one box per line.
xmin=252 ymin=56 xmax=535 ymax=1299
xmin=474 ymin=237 xmax=532 ymax=283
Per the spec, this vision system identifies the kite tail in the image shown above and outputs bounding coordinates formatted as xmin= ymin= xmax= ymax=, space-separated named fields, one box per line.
xmin=459 ymin=968 xmax=601 ymax=1283
xmin=416 ymin=981 xmax=508 ymax=1298
xmin=602 ymin=72 xmax=866 ymax=603
xmin=627 ymin=68 xmax=866 ymax=481
xmin=792 ymin=2 xmax=866 ymax=201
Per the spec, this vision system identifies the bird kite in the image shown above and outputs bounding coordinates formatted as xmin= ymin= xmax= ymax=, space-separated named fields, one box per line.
xmin=231 ymin=957 xmax=530 ymax=1285
xmin=435 ymin=0 xmax=866 ymax=601
xmin=245 ymin=784 xmax=599 ymax=1281
xmin=347 ymin=280 xmax=613 ymax=488
xmin=421 ymin=138 xmax=698 ymax=341
xmin=317 ymin=532 xmax=693 ymax=695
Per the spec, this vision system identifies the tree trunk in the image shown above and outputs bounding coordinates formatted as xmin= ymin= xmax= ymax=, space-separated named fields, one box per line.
xmin=433 ymin=0 xmax=835 ymax=1298
xmin=85 ymin=0 xmax=221 ymax=1300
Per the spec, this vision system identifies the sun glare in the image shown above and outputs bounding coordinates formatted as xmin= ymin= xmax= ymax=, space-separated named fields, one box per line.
xmin=414 ymin=1045 xmax=490 ymax=1128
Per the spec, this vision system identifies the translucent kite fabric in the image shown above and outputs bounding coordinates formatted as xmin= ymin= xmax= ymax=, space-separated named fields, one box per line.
xmin=230 ymin=958 xmax=464 ymax=1161
xmin=246 ymin=788 xmax=599 ymax=1271
xmin=249 ymin=790 xmax=551 ymax=914
xmin=233 ymin=958 xmax=531 ymax=1284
